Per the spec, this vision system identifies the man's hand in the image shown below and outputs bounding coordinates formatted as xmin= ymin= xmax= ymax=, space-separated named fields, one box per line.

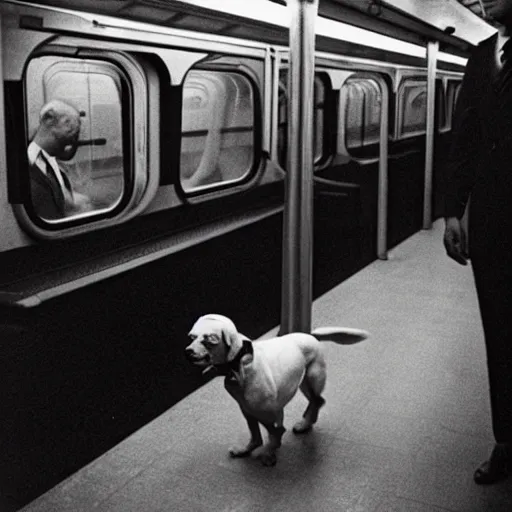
xmin=73 ymin=192 xmax=93 ymax=213
xmin=444 ymin=216 xmax=469 ymax=265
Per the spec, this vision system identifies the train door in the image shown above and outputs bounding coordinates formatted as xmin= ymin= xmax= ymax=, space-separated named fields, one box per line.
xmin=432 ymin=77 xmax=462 ymax=220
xmin=387 ymin=74 xmax=428 ymax=247
xmin=432 ymin=78 xmax=446 ymax=220
xmin=277 ymin=65 xmax=389 ymax=295
xmin=319 ymin=70 xmax=390 ymax=289
xmin=332 ymin=73 xmax=388 ymax=268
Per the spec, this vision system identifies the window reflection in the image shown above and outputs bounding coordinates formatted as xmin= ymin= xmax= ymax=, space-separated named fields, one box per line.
xmin=398 ymin=80 xmax=427 ymax=137
xmin=181 ymin=70 xmax=255 ymax=192
xmin=344 ymin=77 xmax=382 ymax=149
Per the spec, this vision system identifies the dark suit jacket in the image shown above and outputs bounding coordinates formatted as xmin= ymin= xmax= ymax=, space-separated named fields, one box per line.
xmin=29 ymin=162 xmax=74 ymax=220
xmin=444 ymin=34 xmax=512 ymax=267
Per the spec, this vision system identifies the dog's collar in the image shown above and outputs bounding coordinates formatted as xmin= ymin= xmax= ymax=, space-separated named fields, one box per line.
xmin=212 ymin=338 xmax=253 ymax=377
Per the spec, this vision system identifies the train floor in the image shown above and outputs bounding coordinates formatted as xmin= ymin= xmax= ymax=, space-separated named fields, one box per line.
xmin=19 ymin=219 xmax=512 ymax=512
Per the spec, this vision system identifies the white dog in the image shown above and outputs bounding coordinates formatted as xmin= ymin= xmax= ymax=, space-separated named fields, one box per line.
xmin=185 ymin=314 xmax=368 ymax=466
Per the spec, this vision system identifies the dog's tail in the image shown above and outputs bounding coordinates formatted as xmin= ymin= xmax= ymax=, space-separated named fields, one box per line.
xmin=311 ymin=326 xmax=369 ymax=345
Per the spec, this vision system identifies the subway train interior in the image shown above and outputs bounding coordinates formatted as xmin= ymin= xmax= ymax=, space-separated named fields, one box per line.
xmin=0 ymin=0 xmax=505 ymax=510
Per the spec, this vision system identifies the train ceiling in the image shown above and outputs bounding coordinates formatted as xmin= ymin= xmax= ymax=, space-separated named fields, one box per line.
xmin=315 ymin=0 xmax=494 ymax=48
xmin=7 ymin=0 xmax=494 ymax=55
xmin=382 ymin=0 xmax=494 ymax=42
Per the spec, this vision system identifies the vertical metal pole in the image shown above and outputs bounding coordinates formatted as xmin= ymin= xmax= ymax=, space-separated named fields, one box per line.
xmin=423 ymin=40 xmax=438 ymax=230
xmin=280 ymin=0 xmax=318 ymax=334
xmin=377 ymin=81 xmax=389 ymax=260
xmin=264 ymin=47 xmax=273 ymax=155
xmin=271 ymin=49 xmax=281 ymax=161
xmin=0 ymin=15 xmax=7 ymax=210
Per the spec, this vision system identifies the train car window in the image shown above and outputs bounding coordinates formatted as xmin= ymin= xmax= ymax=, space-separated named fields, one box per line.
xmin=277 ymin=71 xmax=288 ymax=169
xmin=436 ymin=80 xmax=448 ymax=131
xmin=345 ymin=82 xmax=364 ymax=149
xmin=397 ymin=79 xmax=427 ymax=138
xmin=362 ymin=81 xmax=381 ymax=145
xmin=343 ymin=77 xmax=382 ymax=151
xmin=313 ymin=74 xmax=327 ymax=163
xmin=181 ymin=70 xmax=255 ymax=192
xmin=277 ymin=70 xmax=329 ymax=169
xmin=24 ymin=56 xmax=127 ymax=223
xmin=454 ymin=83 xmax=462 ymax=105
xmin=277 ymin=81 xmax=288 ymax=168
xmin=446 ymin=80 xmax=462 ymax=129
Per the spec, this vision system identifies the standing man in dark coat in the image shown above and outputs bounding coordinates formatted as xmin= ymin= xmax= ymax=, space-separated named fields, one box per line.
xmin=444 ymin=0 xmax=512 ymax=485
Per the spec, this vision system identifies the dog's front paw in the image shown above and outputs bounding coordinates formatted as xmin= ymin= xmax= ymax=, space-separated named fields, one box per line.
xmin=253 ymin=446 xmax=277 ymax=466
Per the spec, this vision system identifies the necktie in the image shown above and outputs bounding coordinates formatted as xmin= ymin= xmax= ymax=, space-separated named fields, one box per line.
xmin=39 ymin=152 xmax=66 ymax=210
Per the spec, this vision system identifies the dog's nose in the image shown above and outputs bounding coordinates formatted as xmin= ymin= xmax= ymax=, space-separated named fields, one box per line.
xmin=185 ymin=347 xmax=195 ymax=360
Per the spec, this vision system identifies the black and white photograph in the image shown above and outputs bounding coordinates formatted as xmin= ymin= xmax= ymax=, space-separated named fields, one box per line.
xmin=1 ymin=1 xmax=512 ymax=511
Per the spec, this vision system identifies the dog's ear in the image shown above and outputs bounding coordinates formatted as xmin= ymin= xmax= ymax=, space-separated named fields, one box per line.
xmin=220 ymin=328 xmax=239 ymax=349
xmin=220 ymin=330 xmax=230 ymax=349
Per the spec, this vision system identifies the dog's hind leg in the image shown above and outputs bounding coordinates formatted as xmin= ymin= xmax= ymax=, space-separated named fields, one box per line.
xmin=293 ymin=358 xmax=326 ymax=434
xmin=293 ymin=393 xmax=325 ymax=434
xmin=229 ymin=410 xmax=263 ymax=458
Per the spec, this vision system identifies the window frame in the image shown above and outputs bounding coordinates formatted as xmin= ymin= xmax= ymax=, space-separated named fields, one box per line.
xmin=276 ymin=69 xmax=334 ymax=171
xmin=22 ymin=49 xmax=133 ymax=228
xmin=11 ymin=45 xmax=156 ymax=239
